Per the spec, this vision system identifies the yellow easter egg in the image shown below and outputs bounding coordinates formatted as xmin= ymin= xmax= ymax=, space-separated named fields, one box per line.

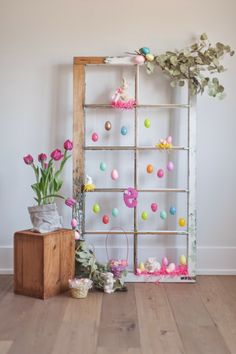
xmin=179 ymin=218 xmax=186 ymax=227
xmin=180 ymin=255 xmax=187 ymax=266
xmin=146 ymin=53 xmax=155 ymax=62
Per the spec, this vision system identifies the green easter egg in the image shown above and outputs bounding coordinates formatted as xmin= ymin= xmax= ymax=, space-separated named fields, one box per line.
xmin=144 ymin=118 xmax=151 ymax=128
xmin=160 ymin=210 xmax=167 ymax=220
xmin=93 ymin=203 xmax=100 ymax=214
xmin=112 ymin=208 xmax=119 ymax=217
xmin=141 ymin=211 xmax=148 ymax=220
xmin=100 ymin=162 xmax=107 ymax=171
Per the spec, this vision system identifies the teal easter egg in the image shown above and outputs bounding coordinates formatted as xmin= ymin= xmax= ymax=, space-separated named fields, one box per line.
xmin=121 ymin=126 xmax=128 ymax=135
xmin=160 ymin=210 xmax=167 ymax=220
xmin=112 ymin=208 xmax=119 ymax=217
xmin=100 ymin=162 xmax=107 ymax=171
xmin=169 ymin=206 xmax=176 ymax=215
xmin=144 ymin=118 xmax=151 ymax=128
xmin=140 ymin=47 xmax=150 ymax=55
xmin=141 ymin=211 xmax=148 ymax=220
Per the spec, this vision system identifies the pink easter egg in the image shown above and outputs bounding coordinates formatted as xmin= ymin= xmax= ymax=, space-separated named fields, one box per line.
xmin=157 ymin=169 xmax=164 ymax=178
xmin=167 ymin=136 xmax=172 ymax=144
xmin=162 ymin=257 xmax=168 ymax=266
xmin=167 ymin=161 xmax=174 ymax=171
xmin=75 ymin=231 xmax=80 ymax=240
xmin=134 ymin=55 xmax=145 ymax=64
xmin=111 ymin=169 xmax=119 ymax=180
xmin=151 ymin=203 xmax=158 ymax=212
xmin=136 ymin=268 xmax=142 ymax=275
xmin=71 ymin=218 xmax=78 ymax=228
xmin=166 ymin=262 xmax=176 ymax=273
xmin=92 ymin=132 xmax=98 ymax=142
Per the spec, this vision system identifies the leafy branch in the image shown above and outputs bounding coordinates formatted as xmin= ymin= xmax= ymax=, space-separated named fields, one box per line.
xmin=138 ymin=33 xmax=234 ymax=98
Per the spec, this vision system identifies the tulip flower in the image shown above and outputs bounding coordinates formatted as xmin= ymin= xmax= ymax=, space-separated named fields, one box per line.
xmin=64 ymin=139 xmax=73 ymax=151
xmin=65 ymin=198 xmax=76 ymax=207
xmin=23 ymin=154 xmax=33 ymax=165
xmin=38 ymin=153 xmax=47 ymax=162
xmin=50 ymin=149 xmax=64 ymax=161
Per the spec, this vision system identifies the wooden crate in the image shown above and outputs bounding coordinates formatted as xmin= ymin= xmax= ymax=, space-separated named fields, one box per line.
xmin=14 ymin=229 xmax=75 ymax=299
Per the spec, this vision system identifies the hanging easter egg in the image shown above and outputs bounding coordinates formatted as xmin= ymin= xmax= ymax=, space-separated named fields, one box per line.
xmin=134 ymin=55 xmax=145 ymax=65
xmin=162 ymin=256 xmax=168 ymax=266
xmin=166 ymin=262 xmax=176 ymax=273
xmin=151 ymin=203 xmax=158 ymax=212
xmin=121 ymin=126 xmax=128 ymax=135
xmin=102 ymin=215 xmax=109 ymax=224
xmin=75 ymin=231 xmax=80 ymax=240
xmin=140 ymin=47 xmax=150 ymax=55
xmin=71 ymin=218 xmax=78 ymax=228
xmin=169 ymin=206 xmax=176 ymax=215
xmin=167 ymin=161 xmax=174 ymax=172
xmin=92 ymin=132 xmax=98 ymax=142
xmin=111 ymin=169 xmax=119 ymax=180
xmin=166 ymin=136 xmax=172 ymax=144
xmin=180 ymin=255 xmax=187 ymax=266
xmin=100 ymin=162 xmax=107 ymax=171
xmin=145 ymin=53 xmax=154 ymax=62
xmin=144 ymin=118 xmax=151 ymax=128
xmin=112 ymin=208 xmax=119 ymax=217
xmin=141 ymin=211 xmax=148 ymax=220
xmin=146 ymin=164 xmax=153 ymax=174
xmin=93 ymin=203 xmax=100 ymax=214
xmin=160 ymin=210 xmax=167 ymax=220
xmin=157 ymin=169 xmax=164 ymax=178
xmin=179 ymin=218 xmax=186 ymax=227
xmin=105 ymin=121 xmax=112 ymax=131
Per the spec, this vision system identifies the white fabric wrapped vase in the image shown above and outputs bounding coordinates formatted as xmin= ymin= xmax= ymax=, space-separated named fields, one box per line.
xmin=28 ymin=203 xmax=62 ymax=233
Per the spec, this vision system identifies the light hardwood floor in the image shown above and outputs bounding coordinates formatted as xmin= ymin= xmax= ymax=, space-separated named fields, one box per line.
xmin=0 ymin=276 xmax=236 ymax=354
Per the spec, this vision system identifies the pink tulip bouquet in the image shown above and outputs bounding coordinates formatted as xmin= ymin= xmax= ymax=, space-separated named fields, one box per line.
xmin=23 ymin=139 xmax=76 ymax=233
xmin=23 ymin=139 xmax=75 ymax=206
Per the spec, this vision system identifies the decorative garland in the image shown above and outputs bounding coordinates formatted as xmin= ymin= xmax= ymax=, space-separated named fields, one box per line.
xmin=132 ymin=33 xmax=234 ymax=98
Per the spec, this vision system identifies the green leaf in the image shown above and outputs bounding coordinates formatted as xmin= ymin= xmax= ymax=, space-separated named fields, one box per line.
xmin=200 ymin=33 xmax=208 ymax=40
xmin=178 ymin=80 xmax=185 ymax=87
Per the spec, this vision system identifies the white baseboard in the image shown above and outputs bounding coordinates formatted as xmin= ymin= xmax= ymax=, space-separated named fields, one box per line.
xmin=1 ymin=245 xmax=236 ymax=276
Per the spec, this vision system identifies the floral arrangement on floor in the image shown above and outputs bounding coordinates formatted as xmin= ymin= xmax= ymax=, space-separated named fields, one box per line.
xmin=132 ymin=33 xmax=234 ymax=98
xmin=75 ymin=240 xmax=127 ymax=293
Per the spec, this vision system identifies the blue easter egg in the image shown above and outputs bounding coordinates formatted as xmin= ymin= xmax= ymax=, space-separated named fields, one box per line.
xmin=121 ymin=126 xmax=128 ymax=136
xmin=112 ymin=208 xmax=119 ymax=217
xmin=140 ymin=47 xmax=150 ymax=55
xmin=160 ymin=210 xmax=167 ymax=220
xmin=100 ymin=162 xmax=107 ymax=171
xmin=169 ymin=206 xmax=176 ymax=215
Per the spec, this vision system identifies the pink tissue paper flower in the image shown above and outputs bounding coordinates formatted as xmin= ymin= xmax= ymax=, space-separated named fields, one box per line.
xmin=50 ymin=149 xmax=64 ymax=161
xmin=38 ymin=153 xmax=47 ymax=162
xmin=64 ymin=139 xmax=73 ymax=151
xmin=23 ymin=154 xmax=33 ymax=165
xmin=65 ymin=198 xmax=76 ymax=208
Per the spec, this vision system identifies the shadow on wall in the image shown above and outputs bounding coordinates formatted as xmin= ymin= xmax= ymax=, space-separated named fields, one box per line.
xmin=50 ymin=63 xmax=73 ymax=224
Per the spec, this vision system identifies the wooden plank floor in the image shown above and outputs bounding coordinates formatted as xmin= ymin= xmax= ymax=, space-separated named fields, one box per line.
xmin=0 ymin=276 xmax=236 ymax=354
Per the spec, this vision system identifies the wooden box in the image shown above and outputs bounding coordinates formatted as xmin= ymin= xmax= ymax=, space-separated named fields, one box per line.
xmin=14 ymin=229 xmax=75 ymax=299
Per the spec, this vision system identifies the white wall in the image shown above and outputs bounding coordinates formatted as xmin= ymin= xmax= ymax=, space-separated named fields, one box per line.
xmin=0 ymin=0 xmax=235 ymax=274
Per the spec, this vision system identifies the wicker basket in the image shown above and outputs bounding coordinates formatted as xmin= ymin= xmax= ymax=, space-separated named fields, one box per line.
xmin=69 ymin=278 xmax=92 ymax=299
xmin=71 ymin=287 xmax=88 ymax=299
